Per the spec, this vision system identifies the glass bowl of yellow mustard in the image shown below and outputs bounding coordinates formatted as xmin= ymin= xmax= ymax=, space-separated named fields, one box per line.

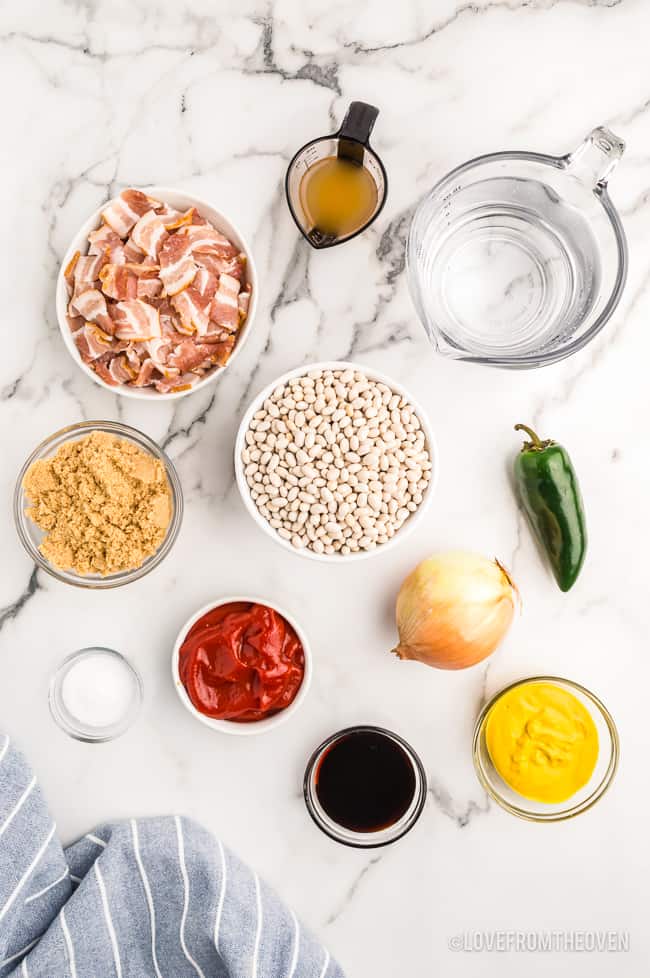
xmin=473 ymin=676 xmax=619 ymax=822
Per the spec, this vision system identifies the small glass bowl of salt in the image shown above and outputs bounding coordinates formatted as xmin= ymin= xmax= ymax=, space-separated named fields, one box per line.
xmin=49 ymin=648 xmax=143 ymax=743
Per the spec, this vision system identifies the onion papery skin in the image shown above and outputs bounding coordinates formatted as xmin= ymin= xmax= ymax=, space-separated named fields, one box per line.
xmin=393 ymin=552 xmax=517 ymax=671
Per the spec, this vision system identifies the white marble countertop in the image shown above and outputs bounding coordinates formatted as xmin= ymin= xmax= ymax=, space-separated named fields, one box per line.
xmin=1 ymin=1 xmax=649 ymax=975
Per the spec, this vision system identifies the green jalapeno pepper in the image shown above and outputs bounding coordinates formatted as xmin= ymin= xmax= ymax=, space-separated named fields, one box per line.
xmin=514 ymin=423 xmax=587 ymax=592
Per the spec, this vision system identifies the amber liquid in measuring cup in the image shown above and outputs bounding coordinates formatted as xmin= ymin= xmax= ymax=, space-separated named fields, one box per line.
xmin=299 ymin=156 xmax=378 ymax=239
xmin=286 ymin=101 xmax=387 ymax=248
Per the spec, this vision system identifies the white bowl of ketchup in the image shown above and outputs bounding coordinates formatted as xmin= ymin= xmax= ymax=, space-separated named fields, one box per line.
xmin=171 ymin=595 xmax=312 ymax=735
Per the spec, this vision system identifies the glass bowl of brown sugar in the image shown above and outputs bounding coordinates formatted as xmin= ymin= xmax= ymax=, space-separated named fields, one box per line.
xmin=14 ymin=420 xmax=183 ymax=589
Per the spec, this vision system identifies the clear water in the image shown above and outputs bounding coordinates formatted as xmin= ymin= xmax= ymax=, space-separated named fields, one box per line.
xmin=417 ymin=178 xmax=603 ymax=359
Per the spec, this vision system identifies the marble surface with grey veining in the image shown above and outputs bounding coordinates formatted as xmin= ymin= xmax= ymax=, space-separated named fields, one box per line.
xmin=1 ymin=1 xmax=649 ymax=975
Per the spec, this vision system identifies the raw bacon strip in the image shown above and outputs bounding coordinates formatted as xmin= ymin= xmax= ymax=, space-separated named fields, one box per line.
xmin=73 ymin=324 xmax=114 ymax=362
xmin=210 ymin=273 xmax=240 ymax=330
xmin=144 ymin=338 xmax=172 ymax=371
xmin=182 ymin=225 xmax=239 ymax=257
xmin=176 ymin=336 xmax=234 ymax=368
xmin=156 ymin=202 xmax=181 ymax=220
xmin=166 ymin=340 xmax=213 ymax=373
xmin=137 ymin=278 xmax=163 ymax=300
xmin=160 ymin=317 xmax=192 ymax=345
xmin=238 ymin=290 xmax=251 ymax=321
xmin=193 ymin=267 xmax=218 ymax=300
xmin=208 ymin=335 xmax=236 ymax=366
xmin=64 ymin=251 xmax=80 ymax=290
xmin=112 ymin=300 xmax=161 ymax=341
xmin=154 ymin=372 xmax=199 ymax=394
xmin=101 ymin=189 xmax=153 ymax=238
xmin=201 ymin=324 xmax=231 ymax=343
xmin=161 ymin=207 xmax=195 ymax=230
xmin=167 ymin=338 xmax=235 ymax=373
xmin=88 ymin=224 xmax=117 ymax=254
xmin=100 ymin=265 xmax=138 ymax=301
xmin=67 ymin=313 xmax=84 ymax=334
xmin=125 ymin=345 xmax=143 ymax=371
xmin=171 ymin=287 xmax=211 ymax=334
xmin=153 ymin=203 xmax=195 ymax=228
xmin=132 ymin=358 xmax=157 ymax=387
xmin=159 ymin=234 xmax=197 ymax=296
xmin=131 ymin=210 xmax=168 ymax=259
xmin=159 ymin=310 xmax=177 ymax=334
xmin=195 ymin=252 xmax=246 ymax=283
xmin=88 ymin=225 xmax=126 ymax=265
xmin=93 ymin=358 xmax=120 ymax=387
xmin=108 ymin=354 xmax=136 ymax=384
xmin=70 ymin=289 xmax=113 ymax=332
xmin=123 ymin=261 xmax=160 ymax=277
xmin=74 ymin=254 xmax=105 ymax=291
xmin=123 ymin=238 xmax=145 ymax=262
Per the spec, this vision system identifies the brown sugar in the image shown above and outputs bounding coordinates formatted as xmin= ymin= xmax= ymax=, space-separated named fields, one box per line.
xmin=23 ymin=431 xmax=172 ymax=576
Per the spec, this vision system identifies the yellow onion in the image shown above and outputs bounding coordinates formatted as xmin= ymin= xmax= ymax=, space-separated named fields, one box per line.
xmin=392 ymin=551 xmax=518 ymax=670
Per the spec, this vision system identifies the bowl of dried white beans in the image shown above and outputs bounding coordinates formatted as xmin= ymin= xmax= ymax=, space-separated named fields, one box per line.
xmin=235 ymin=361 xmax=438 ymax=561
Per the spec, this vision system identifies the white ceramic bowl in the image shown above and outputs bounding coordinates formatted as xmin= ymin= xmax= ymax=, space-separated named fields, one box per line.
xmin=56 ymin=186 xmax=258 ymax=401
xmin=234 ymin=360 xmax=438 ymax=562
xmin=171 ymin=596 xmax=312 ymax=735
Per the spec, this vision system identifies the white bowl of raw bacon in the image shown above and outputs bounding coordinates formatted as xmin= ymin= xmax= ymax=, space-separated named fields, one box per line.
xmin=56 ymin=187 xmax=257 ymax=399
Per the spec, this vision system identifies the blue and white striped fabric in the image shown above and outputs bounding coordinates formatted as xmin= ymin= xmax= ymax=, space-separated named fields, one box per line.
xmin=0 ymin=735 xmax=345 ymax=978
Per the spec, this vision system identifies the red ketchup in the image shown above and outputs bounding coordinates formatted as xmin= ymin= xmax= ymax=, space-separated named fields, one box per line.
xmin=178 ymin=602 xmax=305 ymax=722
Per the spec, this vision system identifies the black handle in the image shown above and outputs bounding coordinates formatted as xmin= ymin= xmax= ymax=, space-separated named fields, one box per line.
xmin=337 ymin=101 xmax=379 ymax=165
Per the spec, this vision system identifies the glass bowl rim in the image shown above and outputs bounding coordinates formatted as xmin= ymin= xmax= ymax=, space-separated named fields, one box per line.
xmin=14 ymin=419 xmax=183 ymax=589
xmin=49 ymin=646 xmax=144 ymax=743
xmin=472 ymin=674 xmax=620 ymax=822
xmin=407 ymin=148 xmax=628 ymax=369
xmin=303 ymin=724 xmax=428 ymax=848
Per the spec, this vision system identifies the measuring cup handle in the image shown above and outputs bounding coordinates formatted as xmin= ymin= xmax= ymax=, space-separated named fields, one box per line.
xmin=565 ymin=126 xmax=625 ymax=190
xmin=338 ymin=101 xmax=379 ymax=145
xmin=337 ymin=102 xmax=379 ymax=164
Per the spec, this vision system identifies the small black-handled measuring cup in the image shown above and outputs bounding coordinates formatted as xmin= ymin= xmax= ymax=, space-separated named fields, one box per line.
xmin=285 ymin=101 xmax=388 ymax=249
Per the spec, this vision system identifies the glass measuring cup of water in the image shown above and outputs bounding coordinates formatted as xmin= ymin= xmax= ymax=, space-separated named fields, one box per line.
xmin=285 ymin=101 xmax=388 ymax=248
xmin=407 ymin=127 xmax=627 ymax=368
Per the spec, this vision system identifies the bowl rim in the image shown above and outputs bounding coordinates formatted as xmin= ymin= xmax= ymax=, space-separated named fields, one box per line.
xmin=472 ymin=674 xmax=620 ymax=822
xmin=171 ymin=595 xmax=313 ymax=735
xmin=14 ymin=419 xmax=183 ymax=589
xmin=55 ymin=185 xmax=259 ymax=401
xmin=234 ymin=359 xmax=439 ymax=562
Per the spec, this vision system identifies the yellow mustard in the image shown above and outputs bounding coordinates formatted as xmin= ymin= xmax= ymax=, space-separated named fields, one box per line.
xmin=486 ymin=681 xmax=599 ymax=803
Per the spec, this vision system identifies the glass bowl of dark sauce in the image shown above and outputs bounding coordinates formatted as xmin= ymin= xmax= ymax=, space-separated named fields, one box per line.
xmin=303 ymin=726 xmax=427 ymax=847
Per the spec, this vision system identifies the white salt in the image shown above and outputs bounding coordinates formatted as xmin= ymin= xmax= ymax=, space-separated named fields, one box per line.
xmin=61 ymin=652 xmax=136 ymax=729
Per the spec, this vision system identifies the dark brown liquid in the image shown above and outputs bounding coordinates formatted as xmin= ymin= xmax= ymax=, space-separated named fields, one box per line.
xmin=315 ymin=730 xmax=416 ymax=833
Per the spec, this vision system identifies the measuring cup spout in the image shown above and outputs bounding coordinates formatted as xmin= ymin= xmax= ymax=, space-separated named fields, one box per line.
xmin=565 ymin=126 xmax=625 ymax=190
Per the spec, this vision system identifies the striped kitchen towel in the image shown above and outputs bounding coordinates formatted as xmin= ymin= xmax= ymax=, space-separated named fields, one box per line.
xmin=0 ymin=734 xmax=345 ymax=977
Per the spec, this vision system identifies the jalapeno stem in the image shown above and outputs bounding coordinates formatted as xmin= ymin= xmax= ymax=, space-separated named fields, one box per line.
xmin=515 ymin=423 xmax=543 ymax=449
